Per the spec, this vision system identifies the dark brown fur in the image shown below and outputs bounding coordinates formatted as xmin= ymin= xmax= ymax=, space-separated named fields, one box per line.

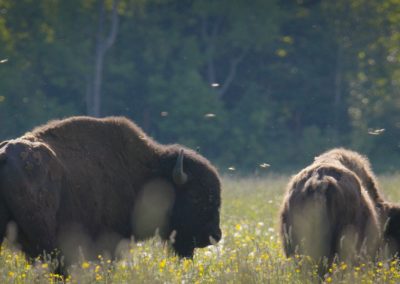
xmin=0 ymin=116 xmax=222 ymax=263
xmin=384 ymin=204 xmax=400 ymax=256
xmin=280 ymin=148 xmax=380 ymax=267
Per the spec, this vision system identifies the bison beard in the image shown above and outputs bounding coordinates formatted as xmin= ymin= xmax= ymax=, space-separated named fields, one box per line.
xmin=280 ymin=148 xmax=380 ymax=271
xmin=0 ymin=116 xmax=222 ymax=265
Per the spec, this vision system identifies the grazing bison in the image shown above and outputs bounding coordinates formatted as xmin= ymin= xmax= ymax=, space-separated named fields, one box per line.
xmin=314 ymin=148 xmax=383 ymax=205
xmin=0 ymin=116 xmax=222 ymax=263
xmin=280 ymin=148 xmax=380 ymax=268
xmin=383 ymin=204 xmax=400 ymax=256
xmin=315 ymin=148 xmax=400 ymax=257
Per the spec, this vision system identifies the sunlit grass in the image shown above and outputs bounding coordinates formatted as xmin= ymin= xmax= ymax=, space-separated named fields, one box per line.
xmin=1 ymin=174 xmax=400 ymax=283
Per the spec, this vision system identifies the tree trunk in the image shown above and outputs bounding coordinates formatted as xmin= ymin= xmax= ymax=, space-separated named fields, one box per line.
xmin=201 ymin=16 xmax=246 ymax=100
xmin=217 ymin=50 xmax=247 ymax=100
xmin=87 ymin=0 xmax=120 ymax=117
xmin=333 ymin=44 xmax=343 ymax=143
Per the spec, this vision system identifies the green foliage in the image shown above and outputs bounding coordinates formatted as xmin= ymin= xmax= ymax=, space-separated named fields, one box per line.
xmin=148 ymin=69 xmax=226 ymax=156
xmin=1 ymin=0 xmax=400 ymax=172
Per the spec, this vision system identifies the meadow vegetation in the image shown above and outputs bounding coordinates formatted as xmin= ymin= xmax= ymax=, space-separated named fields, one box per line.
xmin=1 ymin=174 xmax=400 ymax=283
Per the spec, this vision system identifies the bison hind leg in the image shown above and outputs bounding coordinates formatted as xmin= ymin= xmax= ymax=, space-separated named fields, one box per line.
xmin=292 ymin=195 xmax=332 ymax=261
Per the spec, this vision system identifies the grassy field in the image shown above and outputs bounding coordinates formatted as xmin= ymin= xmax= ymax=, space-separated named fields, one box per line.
xmin=1 ymin=174 xmax=400 ymax=283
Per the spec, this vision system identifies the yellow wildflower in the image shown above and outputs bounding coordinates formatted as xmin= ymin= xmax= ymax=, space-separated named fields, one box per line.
xmin=183 ymin=259 xmax=191 ymax=271
xmin=198 ymin=264 xmax=204 ymax=276
xmin=159 ymin=259 xmax=166 ymax=271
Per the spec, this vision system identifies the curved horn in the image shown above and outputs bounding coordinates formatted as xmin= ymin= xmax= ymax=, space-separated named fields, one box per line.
xmin=173 ymin=149 xmax=188 ymax=185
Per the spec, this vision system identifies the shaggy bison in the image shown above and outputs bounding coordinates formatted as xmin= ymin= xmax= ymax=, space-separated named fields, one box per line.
xmin=280 ymin=148 xmax=380 ymax=268
xmin=0 ymin=116 xmax=222 ymax=262
xmin=384 ymin=204 xmax=400 ymax=256
xmin=316 ymin=149 xmax=400 ymax=257
xmin=314 ymin=148 xmax=383 ymax=205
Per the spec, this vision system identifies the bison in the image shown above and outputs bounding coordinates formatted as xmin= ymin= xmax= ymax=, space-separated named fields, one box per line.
xmin=314 ymin=148 xmax=383 ymax=205
xmin=280 ymin=148 xmax=380 ymax=269
xmin=0 ymin=116 xmax=222 ymax=264
xmin=383 ymin=204 xmax=400 ymax=256
xmin=315 ymin=148 xmax=400 ymax=257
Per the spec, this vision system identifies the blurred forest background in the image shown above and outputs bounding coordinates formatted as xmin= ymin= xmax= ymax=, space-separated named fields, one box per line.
xmin=0 ymin=0 xmax=399 ymax=173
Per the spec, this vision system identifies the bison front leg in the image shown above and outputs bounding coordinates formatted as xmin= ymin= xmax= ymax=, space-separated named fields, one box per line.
xmin=0 ymin=198 xmax=11 ymax=245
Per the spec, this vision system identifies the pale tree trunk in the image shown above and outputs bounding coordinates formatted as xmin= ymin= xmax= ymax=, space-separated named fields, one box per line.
xmin=216 ymin=50 xmax=247 ymax=100
xmin=332 ymin=1 xmax=350 ymax=141
xmin=202 ymin=16 xmax=219 ymax=85
xmin=330 ymin=41 xmax=343 ymax=145
xmin=334 ymin=44 xmax=343 ymax=130
xmin=201 ymin=16 xmax=247 ymax=100
xmin=87 ymin=0 xmax=120 ymax=117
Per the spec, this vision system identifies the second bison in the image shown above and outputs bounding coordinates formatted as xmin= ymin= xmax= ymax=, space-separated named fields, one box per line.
xmin=280 ymin=148 xmax=380 ymax=267
xmin=316 ymin=148 xmax=400 ymax=258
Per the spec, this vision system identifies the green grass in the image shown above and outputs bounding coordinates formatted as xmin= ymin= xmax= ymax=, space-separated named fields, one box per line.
xmin=1 ymin=174 xmax=400 ymax=283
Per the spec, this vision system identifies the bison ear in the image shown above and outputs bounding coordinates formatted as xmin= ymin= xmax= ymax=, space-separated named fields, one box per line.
xmin=173 ymin=149 xmax=188 ymax=185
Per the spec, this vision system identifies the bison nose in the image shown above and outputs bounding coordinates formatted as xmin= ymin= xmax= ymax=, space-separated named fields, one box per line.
xmin=209 ymin=228 xmax=222 ymax=244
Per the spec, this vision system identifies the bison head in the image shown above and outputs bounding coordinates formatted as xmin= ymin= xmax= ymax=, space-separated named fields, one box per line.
xmin=168 ymin=149 xmax=222 ymax=258
xmin=384 ymin=204 xmax=400 ymax=256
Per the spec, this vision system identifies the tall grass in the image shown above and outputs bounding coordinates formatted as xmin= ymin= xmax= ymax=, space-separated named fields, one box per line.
xmin=1 ymin=174 xmax=400 ymax=283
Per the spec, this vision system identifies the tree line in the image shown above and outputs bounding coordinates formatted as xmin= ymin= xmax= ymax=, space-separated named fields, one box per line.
xmin=0 ymin=0 xmax=399 ymax=173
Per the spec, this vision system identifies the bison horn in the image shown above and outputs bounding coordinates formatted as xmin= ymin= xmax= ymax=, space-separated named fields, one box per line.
xmin=173 ymin=149 xmax=188 ymax=185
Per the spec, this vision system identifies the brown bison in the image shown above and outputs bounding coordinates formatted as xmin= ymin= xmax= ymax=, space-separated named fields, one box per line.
xmin=0 ymin=116 xmax=222 ymax=263
xmin=280 ymin=148 xmax=380 ymax=267
xmin=314 ymin=148 xmax=383 ymax=205
xmin=384 ymin=204 xmax=400 ymax=256
xmin=316 ymin=149 xmax=400 ymax=257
